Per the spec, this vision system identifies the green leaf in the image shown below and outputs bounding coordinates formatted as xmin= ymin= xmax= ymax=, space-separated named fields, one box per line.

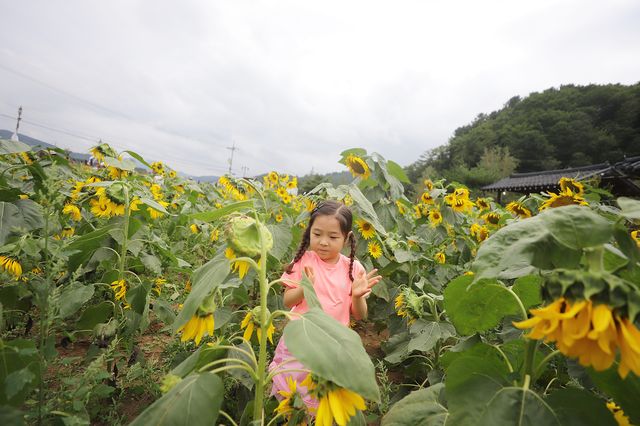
xmin=13 ymin=200 xmax=44 ymax=230
xmin=140 ymin=253 xmax=162 ymax=275
xmin=0 ymin=405 xmax=25 ymax=426
xmin=444 ymin=276 xmax=525 ymax=336
xmin=0 ymin=139 xmax=31 ymax=155
xmin=340 ymin=148 xmax=368 ymax=158
xmin=140 ymin=198 xmax=169 ymax=214
xmin=478 ymin=387 xmax=560 ymax=425
xmin=103 ymin=156 xmax=136 ymax=171
xmin=540 ymin=205 xmax=612 ymax=250
xmin=66 ymin=225 xmax=114 ymax=272
xmin=188 ymin=200 xmax=254 ymax=223
xmin=545 ymin=388 xmax=616 ymax=426
xmin=283 ymin=308 xmax=380 ymax=402
xmin=386 ymin=160 xmax=410 ymax=184
xmin=129 ymin=372 xmax=223 ymax=426
xmin=75 ymin=301 xmax=113 ymax=331
xmin=170 ymin=345 xmax=228 ymax=378
xmin=588 ymin=363 xmax=640 ymax=424
xmin=0 ymin=339 xmax=40 ymax=406
xmin=618 ymin=197 xmax=640 ymax=220
xmin=382 ymin=331 xmax=410 ymax=365
xmin=407 ymin=320 xmax=455 ymax=353
xmin=0 ymin=202 xmax=22 ymax=245
xmin=381 ymin=384 xmax=447 ymax=426
xmin=58 ymin=283 xmax=95 ymax=318
xmin=5 ymin=368 xmax=35 ymax=400
xmin=123 ymin=150 xmax=152 ymax=169
xmin=172 ymin=254 xmax=230 ymax=333
xmin=512 ymin=275 xmax=543 ymax=309
xmin=127 ymin=282 xmax=151 ymax=316
xmin=348 ymin=185 xmax=386 ymax=235
xmin=297 ymin=272 xmax=322 ymax=310
xmin=266 ymin=223 xmax=292 ymax=261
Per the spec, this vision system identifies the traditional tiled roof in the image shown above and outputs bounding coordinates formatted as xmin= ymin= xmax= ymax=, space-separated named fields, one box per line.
xmin=482 ymin=156 xmax=640 ymax=193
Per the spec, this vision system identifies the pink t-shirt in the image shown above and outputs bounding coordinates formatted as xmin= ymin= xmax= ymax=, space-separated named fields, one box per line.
xmin=281 ymin=251 xmax=365 ymax=326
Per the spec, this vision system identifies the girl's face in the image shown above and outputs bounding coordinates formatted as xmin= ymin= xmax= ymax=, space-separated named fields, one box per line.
xmin=309 ymin=214 xmax=348 ymax=264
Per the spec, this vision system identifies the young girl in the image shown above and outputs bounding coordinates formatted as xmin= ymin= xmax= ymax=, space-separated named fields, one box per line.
xmin=268 ymin=200 xmax=381 ymax=408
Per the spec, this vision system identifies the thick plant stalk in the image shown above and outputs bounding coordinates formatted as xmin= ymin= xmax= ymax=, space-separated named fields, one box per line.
xmin=252 ymin=228 xmax=269 ymax=423
xmin=118 ymin=186 xmax=130 ymax=280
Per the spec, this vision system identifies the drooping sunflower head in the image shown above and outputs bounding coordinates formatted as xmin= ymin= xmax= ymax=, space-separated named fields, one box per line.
xmin=631 ymin=230 xmax=640 ymax=247
xmin=268 ymin=171 xmax=279 ymax=185
xmin=0 ymin=256 xmax=22 ymax=279
xmin=395 ymin=288 xmax=423 ymax=324
xmin=395 ymin=200 xmax=407 ymax=215
xmin=420 ymin=192 xmax=434 ymax=204
xmin=475 ymin=198 xmax=490 ymax=210
xmin=423 ymin=178 xmax=434 ymax=191
xmin=559 ymin=177 xmax=584 ymax=196
xmin=539 ymin=190 xmax=588 ymax=210
xmin=453 ymin=187 xmax=470 ymax=199
xmin=345 ymin=155 xmax=371 ymax=180
xmin=483 ymin=212 xmax=501 ymax=225
xmin=435 ymin=252 xmax=446 ymax=264
xmin=506 ymin=201 xmax=532 ymax=218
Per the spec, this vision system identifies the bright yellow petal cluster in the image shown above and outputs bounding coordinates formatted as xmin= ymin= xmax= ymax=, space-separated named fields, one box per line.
xmin=240 ymin=311 xmax=275 ymax=345
xmin=190 ymin=224 xmax=200 ymax=234
xmin=506 ymin=201 xmax=532 ymax=218
xmin=62 ymin=204 xmax=82 ymax=221
xmin=355 ymin=219 xmax=375 ymax=240
xmin=475 ymin=198 xmax=490 ymax=210
xmin=514 ymin=298 xmax=640 ymax=378
xmin=151 ymin=161 xmax=165 ymax=175
xmin=367 ymin=241 xmax=382 ymax=259
xmin=345 ymin=155 xmax=371 ymax=180
xmin=483 ymin=212 xmax=501 ymax=225
xmin=630 ymin=230 xmax=639 ymax=248
xmin=274 ymin=376 xmax=299 ymax=418
xmin=428 ymin=209 xmax=443 ymax=227
xmin=539 ymin=187 xmax=588 ymax=210
xmin=303 ymin=375 xmax=366 ymax=426
xmin=110 ymin=279 xmax=127 ymax=301
xmin=606 ymin=401 xmax=631 ymax=426
xmin=444 ymin=188 xmax=474 ymax=213
xmin=559 ymin=177 xmax=584 ymax=195
xmin=395 ymin=200 xmax=407 ymax=215
xmin=177 ymin=313 xmax=214 ymax=346
xmin=225 ymin=247 xmax=251 ymax=279
xmin=470 ymin=223 xmax=489 ymax=242
xmin=435 ymin=252 xmax=446 ymax=264
xmin=420 ymin=192 xmax=434 ymax=205
xmin=0 ymin=256 xmax=22 ymax=279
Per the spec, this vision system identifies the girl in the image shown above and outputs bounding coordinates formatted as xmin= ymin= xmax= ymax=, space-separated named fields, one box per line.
xmin=268 ymin=200 xmax=382 ymax=408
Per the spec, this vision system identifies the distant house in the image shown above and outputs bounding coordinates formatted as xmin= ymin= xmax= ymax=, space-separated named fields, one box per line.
xmin=482 ymin=156 xmax=640 ymax=203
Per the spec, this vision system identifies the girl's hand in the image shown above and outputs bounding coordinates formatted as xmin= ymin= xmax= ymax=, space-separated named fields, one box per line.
xmin=303 ymin=266 xmax=315 ymax=284
xmin=352 ymin=269 xmax=382 ymax=299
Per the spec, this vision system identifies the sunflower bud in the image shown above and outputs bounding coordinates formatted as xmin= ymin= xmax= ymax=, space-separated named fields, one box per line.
xmin=198 ymin=293 xmax=217 ymax=315
xmin=226 ymin=215 xmax=273 ymax=257
xmin=160 ymin=374 xmax=182 ymax=394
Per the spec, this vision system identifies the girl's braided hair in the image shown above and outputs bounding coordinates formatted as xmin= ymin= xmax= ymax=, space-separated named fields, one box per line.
xmin=285 ymin=200 xmax=357 ymax=281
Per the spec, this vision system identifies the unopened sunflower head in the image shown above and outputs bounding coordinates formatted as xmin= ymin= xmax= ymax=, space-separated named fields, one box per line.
xmin=395 ymin=288 xmax=423 ymax=324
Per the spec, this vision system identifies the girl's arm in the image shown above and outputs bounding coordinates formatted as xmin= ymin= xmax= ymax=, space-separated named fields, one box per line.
xmin=351 ymin=269 xmax=382 ymax=320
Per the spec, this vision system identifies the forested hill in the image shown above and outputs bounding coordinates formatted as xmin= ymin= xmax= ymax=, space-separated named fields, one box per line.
xmin=405 ymin=83 xmax=640 ymax=188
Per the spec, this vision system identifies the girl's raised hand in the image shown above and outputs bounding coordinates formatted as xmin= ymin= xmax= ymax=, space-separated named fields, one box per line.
xmin=352 ymin=269 xmax=382 ymax=299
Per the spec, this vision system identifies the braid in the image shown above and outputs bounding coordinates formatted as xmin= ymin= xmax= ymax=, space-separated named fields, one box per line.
xmin=348 ymin=233 xmax=356 ymax=282
xmin=285 ymin=229 xmax=310 ymax=274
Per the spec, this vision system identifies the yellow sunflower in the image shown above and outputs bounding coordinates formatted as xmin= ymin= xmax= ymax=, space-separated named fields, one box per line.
xmin=367 ymin=241 xmax=382 ymax=259
xmin=90 ymin=197 xmax=112 ymax=218
xmin=275 ymin=213 xmax=284 ymax=223
xmin=434 ymin=252 xmax=446 ymax=264
xmin=475 ymin=198 xmax=490 ymax=210
xmin=345 ymin=155 xmax=371 ymax=180
xmin=356 ymin=219 xmax=375 ymax=240
xmin=110 ymin=279 xmax=127 ymax=301
xmin=395 ymin=200 xmax=407 ymax=215
xmin=190 ymin=224 xmax=200 ymax=234
xmin=428 ymin=209 xmax=443 ymax=227
xmin=177 ymin=313 xmax=215 ymax=346
xmin=606 ymin=401 xmax=631 ymax=426
xmin=225 ymin=247 xmax=251 ymax=279
xmin=274 ymin=376 xmax=299 ymax=419
xmin=420 ymin=192 xmax=434 ymax=205
xmin=423 ymin=179 xmax=434 ymax=191
xmin=482 ymin=212 xmax=501 ymax=225
xmin=268 ymin=171 xmax=279 ymax=185
xmin=210 ymin=229 xmax=220 ymax=242
xmin=539 ymin=189 xmax=589 ymax=210
xmin=631 ymin=231 xmax=640 ymax=247
xmin=559 ymin=177 xmax=584 ymax=196
xmin=240 ymin=311 xmax=275 ymax=345
xmin=0 ymin=256 xmax=22 ymax=279
xmin=302 ymin=374 xmax=366 ymax=426
xmin=153 ymin=277 xmax=166 ymax=296
xmin=168 ymin=170 xmax=177 ymax=178
xmin=62 ymin=204 xmax=82 ymax=221
xmin=506 ymin=201 xmax=532 ymax=218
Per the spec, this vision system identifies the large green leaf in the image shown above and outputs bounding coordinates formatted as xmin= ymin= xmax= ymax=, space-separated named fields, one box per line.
xmin=66 ymin=225 xmax=114 ymax=272
xmin=478 ymin=387 xmax=560 ymax=425
xmin=386 ymin=160 xmax=410 ymax=184
xmin=172 ymin=254 xmax=230 ymax=332
xmin=381 ymin=383 xmax=447 ymax=426
xmin=140 ymin=198 xmax=169 ymax=214
xmin=188 ymin=200 xmax=254 ymax=222
xmin=283 ymin=308 xmax=380 ymax=402
xmin=123 ymin=150 xmax=152 ymax=169
xmin=348 ymin=185 xmax=386 ymax=235
xmin=444 ymin=276 xmax=525 ymax=336
xmin=13 ymin=200 xmax=44 ymax=230
xmin=587 ymin=363 xmax=640 ymax=424
xmin=170 ymin=345 xmax=228 ymax=378
xmin=129 ymin=372 xmax=223 ymax=426
xmin=0 ymin=339 xmax=40 ymax=407
xmin=266 ymin=222 xmax=292 ymax=261
xmin=618 ymin=197 xmax=640 ymax=220
xmin=58 ymin=283 xmax=95 ymax=318
xmin=0 ymin=139 xmax=31 ymax=155
xmin=539 ymin=205 xmax=612 ymax=250
xmin=407 ymin=319 xmax=456 ymax=353
xmin=103 ymin=156 xmax=136 ymax=171
xmin=0 ymin=202 xmax=22 ymax=245
xmin=75 ymin=301 xmax=113 ymax=331
xmin=545 ymin=388 xmax=616 ymax=426
xmin=512 ymin=275 xmax=543 ymax=309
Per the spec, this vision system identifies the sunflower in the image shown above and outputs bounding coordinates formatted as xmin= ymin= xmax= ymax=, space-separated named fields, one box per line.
xmin=62 ymin=204 xmax=82 ymax=221
xmin=89 ymin=146 xmax=105 ymax=162
xmin=177 ymin=313 xmax=215 ymax=346
xmin=225 ymin=247 xmax=251 ymax=279
xmin=434 ymin=252 xmax=446 ymax=264
xmin=631 ymin=231 xmax=640 ymax=247
xmin=130 ymin=198 xmax=142 ymax=211
xmin=305 ymin=199 xmax=316 ymax=212
xmin=148 ymin=200 xmax=169 ymax=219
xmin=475 ymin=198 xmax=490 ymax=210
xmin=150 ymin=161 xmax=165 ymax=175
xmin=90 ymin=197 xmax=112 ymax=218
xmin=168 ymin=170 xmax=177 ymax=178
xmin=240 ymin=310 xmax=275 ymax=345
xmin=482 ymin=212 xmax=501 ymax=225
xmin=108 ymin=199 xmax=125 ymax=216
xmin=420 ymin=192 xmax=434 ymax=204
xmin=274 ymin=376 xmax=306 ymax=421
xmin=428 ymin=209 xmax=443 ymax=227
xmin=356 ymin=219 xmax=375 ymax=240
xmin=282 ymin=194 xmax=292 ymax=204
xmin=470 ymin=223 xmax=489 ymax=242
xmin=413 ymin=205 xmax=422 ymax=219
xmin=513 ymin=297 xmax=640 ymax=378
xmin=367 ymin=241 xmax=382 ymax=259
xmin=423 ymin=179 xmax=434 ymax=191
xmin=606 ymin=401 xmax=631 ymax=426
xmin=395 ymin=200 xmax=407 ymax=215
xmin=190 ymin=224 xmax=200 ymax=234
xmin=559 ymin=177 xmax=584 ymax=196
xmin=276 ymin=187 xmax=288 ymax=198
xmin=275 ymin=213 xmax=284 ymax=223
xmin=110 ymin=279 xmax=127 ymax=301
xmin=108 ymin=166 xmax=128 ymax=180
xmin=539 ymin=189 xmax=589 ymax=210
xmin=286 ymin=177 xmax=298 ymax=189
xmin=394 ymin=288 xmax=423 ymax=324
xmin=210 ymin=229 xmax=220 ymax=242
xmin=60 ymin=226 xmax=75 ymax=239
xmin=153 ymin=277 xmax=166 ymax=296
xmin=70 ymin=181 xmax=85 ymax=200
xmin=506 ymin=201 xmax=531 ymax=218
xmin=268 ymin=171 xmax=279 ymax=185
xmin=0 ymin=256 xmax=22 ymax=279
xmin=345 ymin=155 xmax=371 ymax=180
xmin=302 ymin=374 xmax=366 ymax=426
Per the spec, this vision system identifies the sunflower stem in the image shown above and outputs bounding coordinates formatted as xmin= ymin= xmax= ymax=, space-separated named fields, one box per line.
xmin=252 ymin=218 xmax=269 ymax=423
xmin=522 ymin=339 xmax=538 ymax=386
xmin=585 ymin=246 xmax=604 ymax=274
xmin=534 ymin=350 xmax=560 ymax=379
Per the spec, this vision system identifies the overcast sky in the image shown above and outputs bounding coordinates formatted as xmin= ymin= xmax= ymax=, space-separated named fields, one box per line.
xmin=1 ymin=0 xmax=638 ymax=177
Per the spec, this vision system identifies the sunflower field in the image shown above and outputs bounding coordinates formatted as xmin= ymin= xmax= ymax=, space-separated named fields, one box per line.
xmin=0 ymin=139 xmax=639 ymax=426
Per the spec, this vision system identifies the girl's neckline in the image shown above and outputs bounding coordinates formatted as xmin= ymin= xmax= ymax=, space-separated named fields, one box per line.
xmin=309 ymin=250 xmax=341 ymax=268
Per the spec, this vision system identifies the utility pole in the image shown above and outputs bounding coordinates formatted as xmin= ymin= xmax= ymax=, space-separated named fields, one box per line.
xmin=11 ymin=106 xmax=22 ymax=142
xmin=241 ymin=165 xmax=249 ymax=177
xmin=226 ymin=141 xmax=238 ymax=175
